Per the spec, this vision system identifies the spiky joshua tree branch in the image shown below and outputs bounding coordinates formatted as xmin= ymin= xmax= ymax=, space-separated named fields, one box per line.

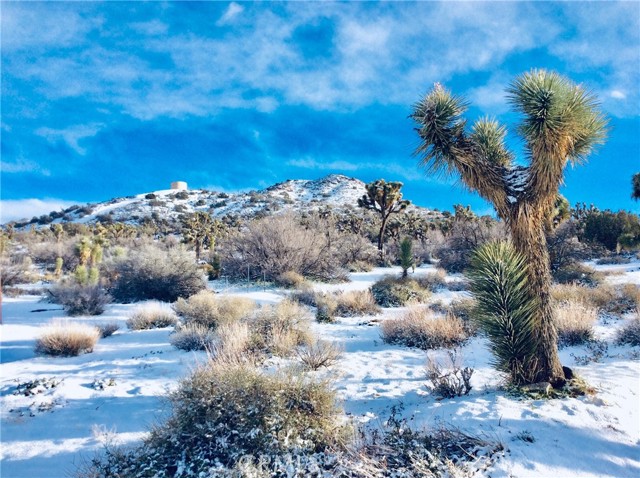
xmin=411 ymin=70 xmax=608 ymax=386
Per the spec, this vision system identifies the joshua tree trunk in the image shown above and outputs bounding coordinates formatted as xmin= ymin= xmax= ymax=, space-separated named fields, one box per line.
xmin=508 ymin=206 xmax=564 ymax=384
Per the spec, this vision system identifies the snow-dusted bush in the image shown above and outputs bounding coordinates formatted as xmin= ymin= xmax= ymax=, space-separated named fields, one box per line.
xmin=381 ymin=307 xmax=468 ymax=350
xmin=170 ymin=323 xmax=216 ymax=351
xmin=109 ymin=245 xmax=205 ymax=303
xmin=127 ymin=305 xmax=178 ymax=330
xmin=551 ymin=282 xmax=638 ymax=316
xmin=48 ymin=283 xmax=111 ymax=316
xmin=426 ymin=350 xmax=474 ymax=399
xmin=553 ymin=300 xmax=597 ymax=347
xmin=553 ymin=262 xmax=601 ymax=286
xmin=615 ymin=313 xmax=640 ymax=347
xmin=83 ymin=361 xmax=347 ymax=476
xmin=370 ymin=276 xmax=430 ymax=307
xmin=96 ymin=322 xmax=120 ymax=338
xmin=250 ymin=299 xmax=314 ymax=356
xmin=297 ymin=340 xmax=343 ymax=370
xmin=173 ymin=290 xmax=256 ymax=329
xmin=35 ymin=321 xmax=100 ymax=357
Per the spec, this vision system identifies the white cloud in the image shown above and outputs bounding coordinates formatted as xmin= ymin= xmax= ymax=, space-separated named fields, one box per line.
xmin=610 ymin=90 xmax=626 ymax=100
xmin=0 ymin=159 xmax=48 ymax=174
xmin=287 ymin=157 xmax=426 ymax=183
xmin=0 ymin=199 xmax=79 ymax=224
xmin=35 ymin=123 xmax=104 ymax=155
xmin=217 ymin=2 xmax=244 ymax=26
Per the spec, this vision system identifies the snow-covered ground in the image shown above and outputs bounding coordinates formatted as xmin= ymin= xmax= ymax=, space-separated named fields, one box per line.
xmin=1 ymin=265 xmax=639 ymax=478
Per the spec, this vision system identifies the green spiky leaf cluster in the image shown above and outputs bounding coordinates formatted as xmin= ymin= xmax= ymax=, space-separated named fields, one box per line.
xmin=467 ymin=242 xmax=540 ymax=385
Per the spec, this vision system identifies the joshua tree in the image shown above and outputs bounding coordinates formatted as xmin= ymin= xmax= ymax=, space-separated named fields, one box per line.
xmin=632 ymin=173 xmax=640 ymax=201
xmin=358 ymin=179 xmax=410 ymax=259
xmin=399 ymin=237 xmax=413 ymax=278
xmin=411 ymin=70 xmax=607 ymax=386
xmin=181 ymin=212 xmax=223 ymax=262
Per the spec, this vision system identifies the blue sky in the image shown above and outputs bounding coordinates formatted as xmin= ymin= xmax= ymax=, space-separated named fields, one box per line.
xmin=1 ymin=1 xmax=639 ymax=223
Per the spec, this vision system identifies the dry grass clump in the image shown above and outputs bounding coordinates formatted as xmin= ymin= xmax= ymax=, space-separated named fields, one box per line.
xmin=173 ymin=290 xmax=256 ymax=329
xmin=250 ymin=299 xmax=314 ymax=356
xmin=415 ymin=269 xmax=448 ymax=292
xmin=553 ymin=300 xmax=597 ymax=347
xmin=334 ymin=290 xmax=381 ymax=317
xmin=292 ymin=289 xmax=381 ymax=322
xmin=35 ymin=321 xmax=100 ymax=356
xmin=615 ymin=312 xmax=640 ymax=347
xmin=211 ymin=321 xmax=252 ymax=359
xmin=551 ymin=282 xmax=639 ymax=316
xmin=381 ymin=307 xmax=469 ymax=350
xmin=297 ymin=340 xmax=343 ymax=370
xmin=275 ymin=270 xmax=307 ymax=288
xmin=127 ymin=305 xmax=178 ymax=330
xmin=370 ymin=276 xmax=430 ymax=307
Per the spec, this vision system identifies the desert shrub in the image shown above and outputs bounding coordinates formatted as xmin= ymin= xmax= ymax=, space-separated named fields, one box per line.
xmin=315 ymin=293 xmax=339 ymax=323
xmin=0 ymin=253 xmax=33 ymax=288
xmin=127 ymin=306 xmax=178 ymax=330
xmin=109 ymin=245 xmax=205 ymax=303
xmin=415 ymin=269 xmax=448 ymax=292
xmin=173 ymin=290 xmax=256 ymax=329
xmin=553 ymin=262 xmax=601 ymax=286
xmin=615 ymin=313 xmax=640 ymax=346
xmin=581 ymin=209 xmax=640 ymax=251
xmin=467 ymin=242 xmax=538 ymax=385
xmin=436 ymin=212 xmax=505 ymax=273
xmin=96 ymin=322 xmax=120 ymax=338
xmin=170 ymin=323 xmax=216 ymax=351
xmin=35 ymin=321 xmax=100 ymax=357
xmin=276 ymin=270 xmax=307 ymax=288
xmin=334 ymin=290 xmax=381 ymax=317
xmin=595 ymin=255 xmax=630 ymax=265
xmin=551 ymin=283 xmax=638 ymax=316
xmin=425 ymin=350 xmax=474 ymax=399
xmin=553 ymin=300 xmax=597 ymax=347
xmin=211 ymin=321 xmax=252 ymax=359
xmin=370 ymin=276 xmax=430 ymax=307
xmin=546 ymin=220 xmax=589 ymax=272
xmin=48 ymin=283 xmax=112 ymax=316
xmin=250 ymin=299 xmax=314 ymax=356
xmin=83 ymin=361 xmax=346 ymax=476
xmin=381 ymin=307 xmax=468 ymax=350
xmin=221 ymin=213 xmax=342 ymax=283
xmin=297 ymin=340 xmax=343 ymax=370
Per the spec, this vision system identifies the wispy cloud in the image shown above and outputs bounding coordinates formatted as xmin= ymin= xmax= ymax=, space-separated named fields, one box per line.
xmin=0 ymin=158 xmax=47 ymax=174
xmin=35 ymin=123 xmax=103 ymax=155
xmin=217 ymin=2 xmax=244 ymax=26
xmin=0 ymin=199 xmax=79 ymax=224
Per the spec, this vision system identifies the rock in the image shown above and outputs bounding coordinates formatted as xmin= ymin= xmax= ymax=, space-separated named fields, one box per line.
xmin=521 ymin=382 xmax=552 ymax=395
xmin=562 ymin=366 xmax=575 ymax=380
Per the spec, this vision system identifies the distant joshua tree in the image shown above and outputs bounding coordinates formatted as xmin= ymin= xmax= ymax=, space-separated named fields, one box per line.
xmin=632 ymin=173 xmax=640 ymax=201
xmin=181 ymin=212 xmax=223 ymax=262
xmin=358 ymin=179 xmax=409 ymax=259
xmin=411 ymin=70 xmax=607 ymax=386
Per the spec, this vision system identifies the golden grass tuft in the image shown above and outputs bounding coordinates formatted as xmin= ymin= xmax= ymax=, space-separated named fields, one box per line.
xmin=381 ymin=307 xmax=468 ymax=350
xmin=173 ymin=290 xmax=256 ymax=329
xmin=553 ymin=299 xmax=597 ymax=346
xmin=35 ymin=321 xmax=100 ymax=356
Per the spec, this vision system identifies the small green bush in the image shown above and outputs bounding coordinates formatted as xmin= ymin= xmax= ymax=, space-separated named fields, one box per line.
xmin=370 ymin=276 xmax=430 ymax=307
xmin=35 ymin=321 xmax=100 ymax=356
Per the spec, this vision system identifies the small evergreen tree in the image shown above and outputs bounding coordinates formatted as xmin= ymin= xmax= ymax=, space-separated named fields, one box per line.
xmin=399 ymin=237 xmax=413 ymax=278
xmin=632 ymin=173 xmax=640 ymax=201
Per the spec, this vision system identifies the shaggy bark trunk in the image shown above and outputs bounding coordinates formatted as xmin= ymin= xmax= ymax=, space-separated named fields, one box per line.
xmin=509 ymin=206 xmax=566 ymax=386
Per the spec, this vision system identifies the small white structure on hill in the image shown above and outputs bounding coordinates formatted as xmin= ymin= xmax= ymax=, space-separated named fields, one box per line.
xmin=171 ymin=181 xmax=188 ymax=190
